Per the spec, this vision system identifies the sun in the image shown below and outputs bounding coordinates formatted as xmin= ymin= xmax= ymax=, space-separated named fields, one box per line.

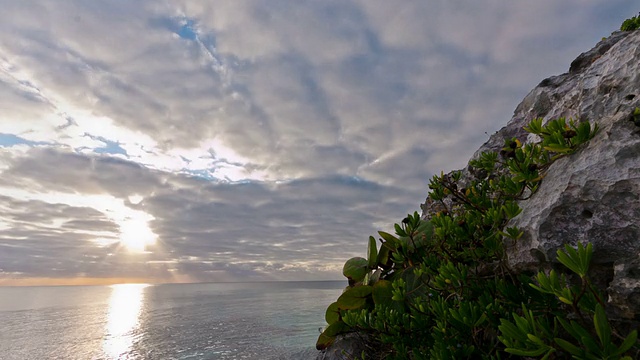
xmin=118 ymin=216 xmax=157 ymax=253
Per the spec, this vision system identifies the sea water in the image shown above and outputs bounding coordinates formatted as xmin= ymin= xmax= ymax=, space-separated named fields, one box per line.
xmin=0 ymin=281 xmax=345 ymax=359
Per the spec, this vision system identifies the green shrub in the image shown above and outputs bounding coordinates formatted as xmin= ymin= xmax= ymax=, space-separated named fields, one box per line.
xmin=317 ymin=118 xmax=639 ymax=358
xmin=621 ymin=13 xmax=640 ymax=31
xmin=499 ymin=243 xmax=637 ymax=359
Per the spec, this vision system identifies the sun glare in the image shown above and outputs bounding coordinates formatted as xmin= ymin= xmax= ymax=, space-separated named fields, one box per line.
xmin=119 ymin=216 xmax=157 ymax=253
xmin=103 ymin=283 xmax=149 ymax=358
xmin=0 ymin=188 xmax=159 ymax=254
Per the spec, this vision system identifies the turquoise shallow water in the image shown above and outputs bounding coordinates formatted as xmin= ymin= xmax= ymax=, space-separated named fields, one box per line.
xmin=0 ymin=281 xmax=345 ymax=359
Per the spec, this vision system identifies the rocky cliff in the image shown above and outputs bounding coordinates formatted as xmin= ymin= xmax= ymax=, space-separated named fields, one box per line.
xmin=317 ymin=30 xmax=640 ymax=359
xmin=433 ymin=29 xmax=640 ymax=325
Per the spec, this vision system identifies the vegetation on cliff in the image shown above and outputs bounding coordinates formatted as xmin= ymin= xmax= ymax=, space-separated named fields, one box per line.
xmin=621 ymin=13 xmax=640 ymax=31
xmin=317 ymin=117 xmax=639 ymax=359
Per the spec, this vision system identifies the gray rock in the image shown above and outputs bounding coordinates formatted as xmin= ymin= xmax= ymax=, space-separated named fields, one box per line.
xmin=504 ymin=30 xmax=640 ymax=322
xmin=609 ymin=258 xmax=640 ymax=320
xmin=316 ymin=333 xmax=381 ymax=360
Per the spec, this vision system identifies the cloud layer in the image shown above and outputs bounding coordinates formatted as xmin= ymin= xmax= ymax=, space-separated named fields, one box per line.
xmin=0 ymin=1 xmax=634 ymax=284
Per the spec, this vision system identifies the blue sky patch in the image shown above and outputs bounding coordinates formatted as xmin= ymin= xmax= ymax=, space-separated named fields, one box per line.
xmin=177 ymin=19 xmax=197 ymax=41
xmin=0 ymin=133 xmax=49 ymax=147
xmin=83 ymin=134 xmax=128 ymax=156
xmin=182 ymin=169 xmax=218 ymax=181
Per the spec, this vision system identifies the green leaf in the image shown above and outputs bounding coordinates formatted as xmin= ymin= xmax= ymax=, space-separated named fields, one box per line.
xmin=376 ymin=245 xmax=391 ymax=268
xmin=613 ymin=330 xmax=638 ymax=357
xmin=541 ymin=348 xmax=556 ymax=360
xmin=400 ymin=267 xmax=429 ymax=301
xmin=581 ymin=242 xmax=593 ymax=273
xmin=394 ymin=223 xmax=406 ymax=237
xmin=474 ymin=313 xmax=488 ymax=327
xmin=499 ymin=319 xmax=528 ymax=343
xmin=527 ymin=333 xmax=545 ymax=346
xmin=524 ymin=118 xmax=544 ymax=135
xmin=500 ymin=225 xmax=523 ymax=240
xmin=336 ymin=285 xmax=373 ymax=310
xmin=372 ymin=280 xmax=394 ymax=306
xmin=322 ymin=320 xmax=349 ymax=337
xmin=558 ymin=296 xmax=573 ymax=305
xmin=554 ymin=337 xmax=582 ymax=356
xmin=368 ymin=269 xmax=381 ymax=285
xmin=367 ymin=236 xmax=378 ymax=269
xmin=378 ymin=231 xmax=400 ymax=248
xmin=580 ymin=334 xmax=601 ymax=356
xmin=502 ymin=201 xmax=522 ymax=219
xmin=342 ymin=257 xmax=368 ymax=282
xmin=325 ymin=302 xmax=340 ymax=324
xmin=557 ymin=243 xmax=592 ymax=277
xmin=593 ymin=303 xmax=611 ymax=347
xmin=513 ymin=314 xmax=531 ymax=333
xmin=556 ymin=246 xmax=582 ymax=276
xmin=316 ymin=321 xmax=349 ymax=350
xmin=531 ymin=270 xmax=558 ymax=294
xmin=504 ymin=347 xmax=547 ymax=357
xmin=413 ymin=219 xmax=433 ymax=237
xmin=558 ymin=318 xmax=592 ymax=344
xmin=543 ymin=144 xmax=573 ymax=154
xmin=316 ymin=332 xmax=334 ymax=350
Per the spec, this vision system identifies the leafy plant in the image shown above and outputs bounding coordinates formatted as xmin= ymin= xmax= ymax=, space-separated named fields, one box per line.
xmin=621 ymin=13 xmax=640 ymax=31
xmin=317 ymin=117 xmax=638 ymax=358
xmin=499 ymin=243 xmax=638 ymax=359
xmin=316 ymin=211 xmax=433 ymax=350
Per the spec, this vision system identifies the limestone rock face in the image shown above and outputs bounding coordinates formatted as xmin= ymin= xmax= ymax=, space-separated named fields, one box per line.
xmin=501 ymin=30 xmax=640 ymax=321
xmin=424 ymin=30 xmax=640 ymax=322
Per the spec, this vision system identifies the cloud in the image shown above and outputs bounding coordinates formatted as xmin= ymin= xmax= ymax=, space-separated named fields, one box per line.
xmin=0 ymin=1 xmax=634 ymax=284
xmin=0 ymin=147 xmax=414 ymax=282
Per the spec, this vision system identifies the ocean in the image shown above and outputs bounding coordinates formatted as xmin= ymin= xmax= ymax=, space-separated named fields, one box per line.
xmin=0 ymin=281 xmax=345 ymax=360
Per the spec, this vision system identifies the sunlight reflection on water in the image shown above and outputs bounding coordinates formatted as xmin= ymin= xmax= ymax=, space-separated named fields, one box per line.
xmin=0 ymin=281 xmax=344 ymax=359
xmin=103 ymin=283 xmax=149 ymax=359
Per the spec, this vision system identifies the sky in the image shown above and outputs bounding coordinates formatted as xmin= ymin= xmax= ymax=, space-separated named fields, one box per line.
xmin=0 ymin=1 xmax=635 ymax=286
